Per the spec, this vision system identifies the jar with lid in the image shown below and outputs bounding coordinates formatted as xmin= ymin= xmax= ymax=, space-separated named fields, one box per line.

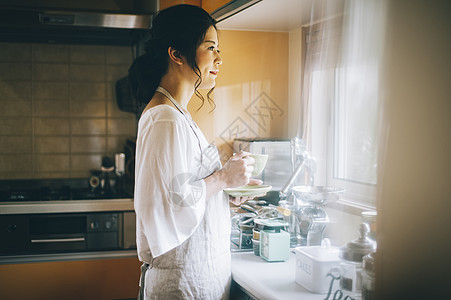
xmin=361 ymin=252 xmax=375 ymax=300
xmin=339 ymin=223 xmax=376 ymax=299
xmin=361 ymin=211 xmax=377 ymax=242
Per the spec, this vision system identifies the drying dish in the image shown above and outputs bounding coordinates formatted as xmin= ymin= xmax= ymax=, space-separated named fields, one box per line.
xmin=224 ymin=185 xmax=272 ymax=198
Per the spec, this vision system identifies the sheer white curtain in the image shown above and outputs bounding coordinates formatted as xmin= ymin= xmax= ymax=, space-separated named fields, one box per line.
xmin=299 ymin=0 xmax=387 ymax=207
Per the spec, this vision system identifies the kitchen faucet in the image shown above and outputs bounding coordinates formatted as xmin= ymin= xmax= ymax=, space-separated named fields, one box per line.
xmin=279 ymin=138 xmax=316 ymax=200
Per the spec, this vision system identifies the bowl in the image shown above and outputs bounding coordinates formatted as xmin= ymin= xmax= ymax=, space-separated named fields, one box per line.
xmin=292 ymin=186 xmax=344 ymax=205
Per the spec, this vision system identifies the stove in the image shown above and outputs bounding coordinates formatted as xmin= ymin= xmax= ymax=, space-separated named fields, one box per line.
xmin=0 ymin=178 xmax=132 ymax=202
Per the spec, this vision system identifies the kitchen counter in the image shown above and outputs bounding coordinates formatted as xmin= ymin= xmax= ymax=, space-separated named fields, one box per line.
xmin=231 ymin=251 xmax=325 ymax=300
xmin=0 ymin=198 xmax=134 ymax=215
xmin=0 ymin=249 xmax=137 ymax=265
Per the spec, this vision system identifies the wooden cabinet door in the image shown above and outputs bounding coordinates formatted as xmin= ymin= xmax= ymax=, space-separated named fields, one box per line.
xmin=202 ymin=0 xmax=231 ymax=13
xmin=159 ymin=0 xmax=202 ymax=10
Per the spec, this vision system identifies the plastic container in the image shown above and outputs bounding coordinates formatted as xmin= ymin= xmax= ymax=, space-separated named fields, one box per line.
xmin=294 ymin=240 xmax=340 ymax=293
xmin=259 ymin=229 xmax=290 ymax=262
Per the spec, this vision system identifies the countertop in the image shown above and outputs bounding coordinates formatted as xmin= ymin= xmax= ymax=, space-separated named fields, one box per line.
xmin=231 ymin=251 xmax=325 ymax=300
xmin=0 ymin=198 xmax=134 ymax=214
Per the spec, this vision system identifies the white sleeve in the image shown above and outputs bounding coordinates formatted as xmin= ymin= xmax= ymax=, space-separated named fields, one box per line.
xmin=134 ymin=117 xmax=206 ymax=258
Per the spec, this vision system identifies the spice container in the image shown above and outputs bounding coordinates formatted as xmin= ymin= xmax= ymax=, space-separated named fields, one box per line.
xmin=339 ymin=223 xmax=376 ymax=299
xmin=361 ymin=252 xmax=376 ymax=300
xmin=256 ymin=219 xmax=290 ymax=262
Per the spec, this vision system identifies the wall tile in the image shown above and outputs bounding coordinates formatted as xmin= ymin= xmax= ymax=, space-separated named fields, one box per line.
xmin=107 ymin=136 xmax=130 ymax=154
xmin=33 ymin=44 xmax=69 ymax=63
xmin=0 ymin=63 xmax=32 ymax=80
xmin=106 ymin=65 xmax=129 ymax=82
xmin=70 ymin=82 xmax=105 ymax=100
xmin=70 ymin=171 xmax=91 ymax=178
xmin=33 ymin=82 xmax=69 ymax=99
xmin=34 ymin=99 xmax=70 ymax=117
xmin=0 ymin=172 xmax=33 ymax=179
xmin=33 ymin=63 xmax=69 ymax=81
xmin=0 ymin=42 xmax=136 ymax=179
xmin=0 ymin=154 xmax=33 ymax=172
xmin=70 ymin=64 xmax=105 ymax=82
xmin=71 ymin=118 xmax=106 ymax=135
xmin=0 ymin=81 xmax=32 ymax=100
xmin=0 ymin=99 xmax=32 ymax=116
xmin=71 ymin=100 xmax=106 ymax=117
xmin=108 ymin=118 xmax=137 ymax=135
xmin=34 ymin=118 xmax=70 ymax=135
xmin=0 ymin=137 xmax=32 ymax=153
xmin=0 ymin=117 xmax=32 ymax=135
xmin=105 ymin=46 xmax=132 ymax=64
xmin=70 ymin=45 xmax=105 ymax=63
xmin=35 ymin=154 xmax=70 ymax=172
xmin=34 ymin=137 xmax=70 ymax=153
xmin=71 ymin=136 xmax=106 ymax=153
xmin=71 ymin=154 xmax=102 ymax=171
xmin=107 ymin=96 xmax=135 ymax=118
xmin=34 ymin=172 xmax=70 ymax=179
xmin=0 ymin=43 xmax=32 ymax=62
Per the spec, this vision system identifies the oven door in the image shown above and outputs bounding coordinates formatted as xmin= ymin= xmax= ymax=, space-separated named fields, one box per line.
xmin=29 ymin=214 xmax=87 ymax=253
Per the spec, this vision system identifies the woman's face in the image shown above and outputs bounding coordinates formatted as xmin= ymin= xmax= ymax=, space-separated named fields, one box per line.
xmin=195 ymin=26 xmax=222 ymax=89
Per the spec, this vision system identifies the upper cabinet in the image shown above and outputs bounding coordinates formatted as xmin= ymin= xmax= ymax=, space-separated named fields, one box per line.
xmin=159 ymin=0 xmax=229 ymax=12
xmin=202 ymin=0 xmax=231 ymax=13
xmin=159 ymin=0 xmax=200 ymax=10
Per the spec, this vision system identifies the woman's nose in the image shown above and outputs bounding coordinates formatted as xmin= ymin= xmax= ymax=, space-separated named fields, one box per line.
xmin=215 ymin=52 xmax=222 ymax=65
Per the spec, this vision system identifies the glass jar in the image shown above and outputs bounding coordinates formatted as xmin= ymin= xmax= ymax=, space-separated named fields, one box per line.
xmin=339 ymin=223 xmax=376 ymax=299
xmin=361 ymin=211 xmax=377 ymax=242
xmin=361 ymin=252 xmax=376 ymax=300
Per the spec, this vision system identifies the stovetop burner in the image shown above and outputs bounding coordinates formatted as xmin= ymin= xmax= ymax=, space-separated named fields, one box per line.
xmin=0 ymin=178 xmax=131 ymax=202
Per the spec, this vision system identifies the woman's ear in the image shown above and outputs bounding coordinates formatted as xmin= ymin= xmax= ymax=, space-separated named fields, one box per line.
xmin=167 ymin=47 xmax=183 ymax=65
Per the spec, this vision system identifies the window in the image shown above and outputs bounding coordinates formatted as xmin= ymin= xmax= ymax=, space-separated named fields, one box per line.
xmin=304 ymin=18 xmax=384 ymax=209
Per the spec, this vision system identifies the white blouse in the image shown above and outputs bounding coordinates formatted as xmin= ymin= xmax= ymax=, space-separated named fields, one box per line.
xmin=134 ymin=104 xmax=224 ymax=260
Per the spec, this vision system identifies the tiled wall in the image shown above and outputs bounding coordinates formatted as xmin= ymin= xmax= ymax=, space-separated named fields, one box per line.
xmin=0 ymin=43 xmax=137 ymax=179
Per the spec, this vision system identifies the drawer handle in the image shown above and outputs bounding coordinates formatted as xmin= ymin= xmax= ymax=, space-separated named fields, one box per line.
xmin=31 ymin=237 xmax=85 ymax=243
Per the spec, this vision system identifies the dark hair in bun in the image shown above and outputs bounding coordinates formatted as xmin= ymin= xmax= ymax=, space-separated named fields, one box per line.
xmin=128 ymin=4 xmax=217 ymax=108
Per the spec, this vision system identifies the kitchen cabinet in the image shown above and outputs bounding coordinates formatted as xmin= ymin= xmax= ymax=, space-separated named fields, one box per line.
xmin=159 ymin=0 xmax=235 ymax=14
xmin=159 ymin=0 xmax=201 ymax=10
xmin=202 ymin=0 xmax=231 ymax=13
xmin=0 ymin=257 xmax=141 ymax=300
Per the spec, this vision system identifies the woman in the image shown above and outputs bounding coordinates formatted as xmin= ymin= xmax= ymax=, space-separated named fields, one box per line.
xmin=129 ymin=5 xmax=261 ymax=299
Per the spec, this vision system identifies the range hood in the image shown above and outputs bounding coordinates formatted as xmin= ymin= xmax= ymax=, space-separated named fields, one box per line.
xmin=0 ymin=0 xmax=159 ymax=45
xmin=0 ymin=0 xmax=260 ymax=45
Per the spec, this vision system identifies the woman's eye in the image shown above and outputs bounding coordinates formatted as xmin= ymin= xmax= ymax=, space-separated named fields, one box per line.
xmin=208 ymin=46 xmax=215 ymax=51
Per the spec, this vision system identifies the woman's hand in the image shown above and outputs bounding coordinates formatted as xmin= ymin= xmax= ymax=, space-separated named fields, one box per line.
xmin=220 ymin=151 xmax=254 ymax=188
xmin=229 ymin=178 xmax=264 ymax=206
xmin=204 ymin=151 xmax=259 ymax=200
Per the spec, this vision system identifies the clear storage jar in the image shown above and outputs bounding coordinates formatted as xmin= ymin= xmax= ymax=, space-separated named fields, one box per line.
xmin=339 ymin=223 xmax=376 ymax=300
xmin=361 ymin=252 xmax=376 ymax=300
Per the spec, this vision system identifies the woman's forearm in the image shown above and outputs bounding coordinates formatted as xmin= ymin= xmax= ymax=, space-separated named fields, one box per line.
xmin=203 ymin=169 xmax=228 ymax=199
